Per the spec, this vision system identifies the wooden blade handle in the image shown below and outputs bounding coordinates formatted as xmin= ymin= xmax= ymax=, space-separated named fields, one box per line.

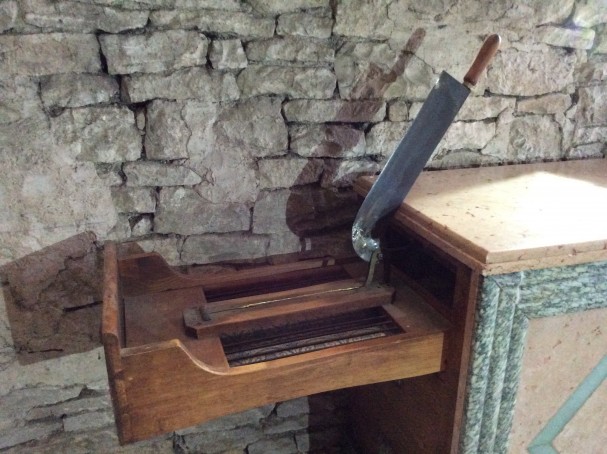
xmin=464 ymin=34 xmax=501 ymax=87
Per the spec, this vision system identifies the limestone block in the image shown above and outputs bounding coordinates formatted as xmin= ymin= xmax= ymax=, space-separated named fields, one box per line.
xmin=238 ymin=66 xmax=335 ymax=99
xmin=502 ymin=0 xmax=575 ymax=25
xmin=277 ymin=11 xmax=333 ymax=39
xmin=246 ymin=36 xmax=334 ymax=64
xmin=177 ymin=426 xmax=262 ymax=453
xmin=577 ymin=61 xmax=607 ymax=83
xmin=180 ymin=101 xmax=253 ymax=203
xmin=290 ymin=125 xmax=366 ymax=158
xmin=248 ymin=436 xmax=297 ymax=454
xmin=136 ymin=236 xmax=183 ymax=266
xmin=567 ymin=143 xmax=605 ymax=159
xmin=247 ymin=0 xmax=328 ymax=14
xmin=173 ymin=0 xmax=241 ymax=9
xmin=7 ymin=426 xmax=173 ymax=453
xmin=21 ymin=0 xmax=148 ymax=33
xmin=111 ymin=187 xmax=155 ymax=213
xmin=155 ymin=187 xmax=250 ymax=235
xmin=0 ymin=76 xmax=45 ymax=124
xmin=577 ymin=85 xmax=607 ymax=126
xmin=0 ymin=1 xmax=17 ymax=32
xmin=252 ymin=189 xmax=292 ymax=234
xmin=52 ymin=106 xmax=141 ymax=163
xmin=145 ymin=100 xmax=190 ymax=160
xmin=574 ymin=126 xmax=607 ymax=145
xmin=72 ymin=0 xmax=174 ymax=9
xmin=283 ymin=99 xmax=385 ymax=123
xmin=428 ymin=151 xmax=499 ymax=169
xmin=106 ymin=214 xmax=131 ymax=241
xmin=181 ymin=234 xmax=269 ymax=264
xmin=321 ymin=159 xmax=380 ymax=188
xmin=258 ymin=158 xmax=323 ymax=189
xmin=211 ymin=97 xmax=288 ymax=158
xmin=63 ymin=410 xmax=114 ymax=432
xmin=0 ymin=348 xmax=107 ymax=397
xmin=0 ymin=33 xmax=100 ymax=77
xmin=173 ymin=97 xmax=286 ymax=202
xmin=388 ymin=100 xmax=408 ymax=121
xmin=130 ymin=215 xmax=153 ymax=237
xmin=177 ymin=405 xmax=274 ymax=435
xmin=123 ymin=67 xmax=240 ymax=103
xmin=209 ymin=39 xmax=248 ymax=70
xmin=100 ymin=30 xmax=207 ymax=75
xmin=573 ymin=0 xmax=607 ymax=26
xmin=0 ymin=386 xmax=82 ymax=428
xmin=335 ymin=42 xmax=435 ymax=100
xmin=124 ymin=162 xmax=202 ymax=186
xmin=151 ymin=10 xmax=274 ymax=38
xmin=507 ymin=116 xmax=562 ymax=161
xmin=365 ymin=121 xmax=410 ymax=157
xmin=267 ymin=231 xmax=301 ymax=255
xmin=595 ymin=29 xmax=607 ymax=54
xmin=486 ymin=47 xmax=577 ymax=96
xmin=264 ymin=415 xmax=308 ymax=434
xmin=456 ymin=97 xmax=516 ymax=121
xmin=437 ymin=121 xmax=496 ymax=153
xmin=334 ymin=0 xmax=393 ymax=39
xmin=517 ymin=94 xmax=572 ymax=115
xmin=0 ymin=117 xmax=117 ymax=261
xmin=0 ymin=421 xmax=62 ymax=450
xmin=276 ymin=397 xmax=310 ymax=418
xmin=537 ymin=25 xmax=595 ymax=50
xmin=40 ymin=74 xmax=119 ymax=110
xmin=396 ymin=27 xmax=489 ymax=88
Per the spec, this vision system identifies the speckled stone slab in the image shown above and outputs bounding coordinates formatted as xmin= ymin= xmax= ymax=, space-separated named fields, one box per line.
xmin=459 ymin=260 xmax=607 ymax=453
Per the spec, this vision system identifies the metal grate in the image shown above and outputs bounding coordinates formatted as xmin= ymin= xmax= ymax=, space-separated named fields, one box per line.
xmin=221 ymin=307 xmax=403 ymax=367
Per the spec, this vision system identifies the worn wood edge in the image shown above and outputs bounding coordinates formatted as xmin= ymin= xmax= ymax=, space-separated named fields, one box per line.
xmin=482 ymin=249 xmax=607 ymax=275
xmin=449 ymin=268 xmax=482 ymax=453
xmin=102 ymin=241 xmax=122 ymax=345
xmin=120 ymin=332 xmax=444 ymax=443
xmin=101 ymin=241 xmax=132 ymax=444
xmin=356 ymin=175 xmax=607 ymax=274
xmin=121 ymin=339 xmax=230 ymax=375
xmin=205 ymin=278 xmax=362 ymax=314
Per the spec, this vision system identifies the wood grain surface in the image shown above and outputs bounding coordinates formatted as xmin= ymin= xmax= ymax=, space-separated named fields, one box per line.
xmin=355 ymin=159 xmax=607 ymax=274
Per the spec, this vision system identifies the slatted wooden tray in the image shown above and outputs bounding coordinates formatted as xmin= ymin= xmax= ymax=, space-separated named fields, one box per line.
xmin=101 ymin=241 xmax=448 ymax=444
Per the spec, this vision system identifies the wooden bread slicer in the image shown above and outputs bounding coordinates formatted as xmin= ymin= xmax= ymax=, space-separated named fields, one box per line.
xmin=102 ymin=242 xmax=447 ymax=444
xmin=101 ymin=34 xmax=499 ymax=444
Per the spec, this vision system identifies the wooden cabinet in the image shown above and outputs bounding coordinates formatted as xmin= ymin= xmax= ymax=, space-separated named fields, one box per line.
xmin=350 ymin=159 xmax=607 ymax=453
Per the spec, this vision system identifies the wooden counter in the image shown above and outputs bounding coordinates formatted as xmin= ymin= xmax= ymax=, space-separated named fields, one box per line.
xmin=350 ymin=159 xmax=607 ymax=454
xmin=354 ymin=159 xmax=607 ymax=275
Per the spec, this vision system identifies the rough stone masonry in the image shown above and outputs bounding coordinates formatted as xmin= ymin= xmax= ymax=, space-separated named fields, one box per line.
xmin=0 ymin=0 xmax=606 ymax=452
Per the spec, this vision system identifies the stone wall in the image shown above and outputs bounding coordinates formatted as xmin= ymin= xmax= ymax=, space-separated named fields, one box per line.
xmin=0 ymin=0 xmax=606 ymax=452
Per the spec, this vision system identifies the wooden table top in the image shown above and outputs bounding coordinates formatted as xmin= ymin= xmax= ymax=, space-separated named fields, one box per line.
xmin=354 ymin=159 xmax=607 ymax=274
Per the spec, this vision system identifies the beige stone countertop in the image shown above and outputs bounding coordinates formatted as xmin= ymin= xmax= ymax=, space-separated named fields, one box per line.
xmin=354 ymin=159 xmax=607 ymax=275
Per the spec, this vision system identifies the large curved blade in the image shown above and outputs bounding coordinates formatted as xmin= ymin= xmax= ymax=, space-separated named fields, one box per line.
xmin=352 ymin=71 xmax=469 ymax=261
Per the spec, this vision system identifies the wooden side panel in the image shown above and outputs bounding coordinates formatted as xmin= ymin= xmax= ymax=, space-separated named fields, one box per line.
xmin=349 ymin=258 xmax=480 ymax=453
xmin=118 ymin=332 xmax=444 ymax=443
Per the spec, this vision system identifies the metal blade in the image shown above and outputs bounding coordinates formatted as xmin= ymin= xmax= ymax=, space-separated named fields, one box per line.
xmin=352 ymin=71 xmax=470 ymax=261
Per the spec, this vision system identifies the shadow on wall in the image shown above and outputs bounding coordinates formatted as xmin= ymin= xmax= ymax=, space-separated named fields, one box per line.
xmin=0 ymin=232 xmax=103 ymax=365
xmin=0 ymin=29 xmax=428 ymax=367
xmin=284 ymin=28 xmax=426 ymax=259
